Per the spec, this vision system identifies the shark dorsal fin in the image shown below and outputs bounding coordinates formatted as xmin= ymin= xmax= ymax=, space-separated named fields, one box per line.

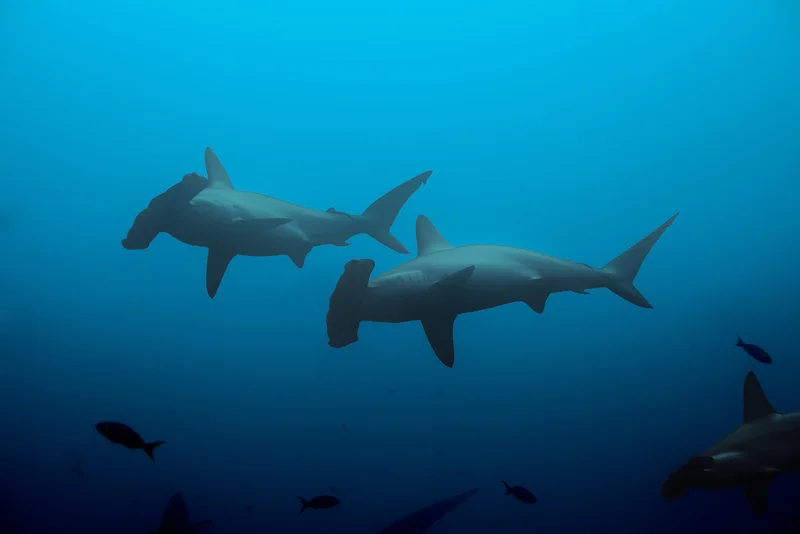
xmin=204 ymin=147 xmax=235 ymax=190
xmin=416 ymin=215 xmax=452 ymax=257
xmin=743 ymin=371 xmax=779 ymax=423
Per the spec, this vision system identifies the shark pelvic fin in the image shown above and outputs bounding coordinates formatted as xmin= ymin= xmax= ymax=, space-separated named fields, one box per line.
xmin=742 ymin=477 xmax=772 ymax=515
xmin=524 ymin=292 xmax=549 ymax=314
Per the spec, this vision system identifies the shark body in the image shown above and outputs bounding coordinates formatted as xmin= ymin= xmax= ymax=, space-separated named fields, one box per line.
xmin=326 ymin=212 xmax=678 ymax=367
xmin=153 ymin=493 xmax=211 ymax=534
xmin=123 ymin=148 xmax=431 ymax=297
xmin=663 ymin=371 xmax=800 ymax=515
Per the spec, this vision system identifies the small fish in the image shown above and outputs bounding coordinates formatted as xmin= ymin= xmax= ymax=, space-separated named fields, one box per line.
xmin=385 ymin=388 xmax=397 ymax=396
xmin=95 ymin=421 xmax=166 ymax=461
xmin=297 ymin=495 xmax=340 ymax=514
xmin=501 ymin=480 xmax=537 ymax=504
xmin=735 ymin=335 xmax=772 ymax=364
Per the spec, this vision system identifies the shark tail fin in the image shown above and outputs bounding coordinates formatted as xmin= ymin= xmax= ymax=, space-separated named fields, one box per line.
xmin=360 ymin=171 xmax=432 ymax=254
xmin=601 ymin=213 xmax=679 ymax=308
xmin=142 ymin=441 xmax=166 ymax=462
xmin=327 ymin=259 xmax=376 ymax=349
xmin=501 ymin=481 xmax=512 ymax=495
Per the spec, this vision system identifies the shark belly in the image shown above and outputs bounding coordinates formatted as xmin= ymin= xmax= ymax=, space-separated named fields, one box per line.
xmin=163 ymin=190 xmax=311 ymax=257
xmin=362 ymin=261 xmax=535 ymax=323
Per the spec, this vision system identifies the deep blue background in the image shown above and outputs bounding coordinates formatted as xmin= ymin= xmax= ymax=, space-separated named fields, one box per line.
xmin=1 ymin=1 xmax=799 ymax=532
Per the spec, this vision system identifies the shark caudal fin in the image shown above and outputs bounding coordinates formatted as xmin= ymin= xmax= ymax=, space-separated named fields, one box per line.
xmin=327 ymin=259 xmax=376 ymax=349
xmin=360 ymin=171 xmax=431 ymax=254
xmin=601 ymin=213 xmax=679 ymax=308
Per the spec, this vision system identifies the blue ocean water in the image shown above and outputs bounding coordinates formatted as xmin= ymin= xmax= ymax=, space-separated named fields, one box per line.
xmin=1 ymin=0 xmax=799 ymax=532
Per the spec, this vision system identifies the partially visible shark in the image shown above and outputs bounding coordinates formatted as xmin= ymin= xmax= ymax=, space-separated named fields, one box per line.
xmin=326 ymin=212 xmax=678 ymax=367
xmin=663 ymin=371 xmax=800 ymax=515
xmin=375 ymin=487 xmax=479 ymax=533
xmin=123 ymin=148 xmax=431 ymax=298
xmin=152 ymin=493 xmax=211 ymax=534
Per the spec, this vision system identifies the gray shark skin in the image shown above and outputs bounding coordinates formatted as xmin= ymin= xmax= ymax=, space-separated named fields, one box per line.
xmin=125 ymin=147 xmax=431 ymax=298
xmin=663 ymin=371 xmax=800 ymax=515
xmin=375 ymin=487 xmax=479 ymax=533
xmin=327 ymin=212 xmax=678 ymax=368
xmin=153 ymin=493 xmax=211 ymax=534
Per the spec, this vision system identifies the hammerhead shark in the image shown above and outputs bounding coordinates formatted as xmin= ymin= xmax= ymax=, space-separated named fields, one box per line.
xmin=326 ymin=212 xmax=678 ymax=367
xmin=122 ymin=147 xmax=431 ymax=298
xmin=376 ymin=487 xmax=479 ymax=533
xmin=663 ymin=371 xmax=800 ymax=515
xmin=152 ymin=493 xmax=211 ymax=534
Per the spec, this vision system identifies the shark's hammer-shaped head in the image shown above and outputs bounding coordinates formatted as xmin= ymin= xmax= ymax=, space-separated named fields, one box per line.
xmin=661 ymin=371 xmax=796 ymax=515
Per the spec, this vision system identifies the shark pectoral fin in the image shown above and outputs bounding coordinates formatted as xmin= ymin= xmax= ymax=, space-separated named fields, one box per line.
xmin=206 ymin=248 xmax=236 ymax=298
xmin=231 ymin=217 xmax=292 ymax=238
xmin=430 ymin=266 xmax=475 ymax=294
xmin=743 ymin=371 xmax=779 ymax=423
xmin=742 ymin=477 xmax=773 ymax=515
xmin=421 ymin=315 xmax=457 ymax=368
xmin=524 ymin=292 xmax=549 ymax=314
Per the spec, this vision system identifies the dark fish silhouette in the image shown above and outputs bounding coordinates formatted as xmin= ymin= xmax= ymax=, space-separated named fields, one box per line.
xmin=376 ymin=487 xmax=479 ymax=533
xmin=297 ymin=495 xmax=339 ymax=514
xmin=735 ymin=335 xmax=772 ymax=364
xmin=501 ymin=480 xmax=537 ymax=504
xmin=95 ymin=422 xmax=165 ymax=461
xmin=153 ymin=493 xmax=212 ymax=534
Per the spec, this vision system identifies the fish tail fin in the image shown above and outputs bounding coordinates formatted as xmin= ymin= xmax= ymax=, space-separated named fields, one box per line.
xmin=297 ymin=496 xmax=309 ymax=514
xmin=327 ymin=259 xmax=376 ymax=349
xmin=602 ymin=213 xmax=679 ymax=309
xmin=502 ymin=480 xmax=512 ymax=495
xmin=142 ymin=441 xmax=166 ymax=462
xmin=359 ymin=171 xmax=431 ymax=254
